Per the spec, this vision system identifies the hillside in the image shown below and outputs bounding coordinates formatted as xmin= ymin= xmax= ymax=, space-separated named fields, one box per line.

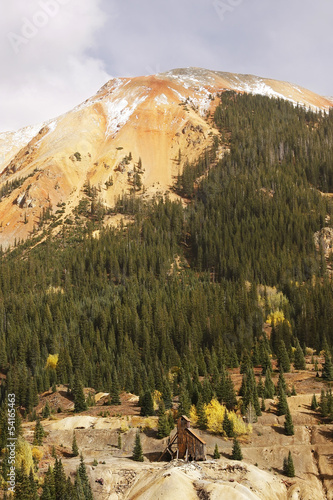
xmin=0 ymin=68 xmax=331 ymax=249
xmin=0 ymin=77 xmax=333 ymax=499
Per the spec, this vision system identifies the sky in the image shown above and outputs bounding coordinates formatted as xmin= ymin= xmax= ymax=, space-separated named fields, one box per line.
xmin=1 ymin=0 xmax=332 ymax=132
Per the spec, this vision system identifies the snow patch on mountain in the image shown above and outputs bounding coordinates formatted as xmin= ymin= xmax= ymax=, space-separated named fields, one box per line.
xmin=104 ymin=94 xmax=149 ymax=137
xmin=155 ymin=94 xmax=169 ymax=106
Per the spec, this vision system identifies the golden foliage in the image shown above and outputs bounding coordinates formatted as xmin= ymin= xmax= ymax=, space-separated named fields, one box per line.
xmin=16 ymin=438 xmax=33 ymax=474
xmin=120 ymin=422 xmax=129 ymax=433
xmin=258 ymin=285 xmax=289 ymax=312
xmin=153 ymin=390 xmax=162 ymax=410
xmin=189 ymin=405 xmax=198 ymax=426
xmin=204 ymin=399 xmax=226 ymax=434
xmin=32 ymin=447 xmax=43 ymax=463
xmin=143 ymin=417 xmax=156 ymax=431
xmin=46 ymin=353 xmax=59 ymax=370
xmin=203 ymin=399 xmax=251 ymax=436
xmin=266 ymin=310 xmax=290 ymax=327
xmin=228 ymin=411 xmax=252 ymax=436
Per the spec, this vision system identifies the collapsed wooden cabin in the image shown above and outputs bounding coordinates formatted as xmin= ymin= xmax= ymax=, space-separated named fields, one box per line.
xmin=159 ymin=415 xmax=206 ymax=461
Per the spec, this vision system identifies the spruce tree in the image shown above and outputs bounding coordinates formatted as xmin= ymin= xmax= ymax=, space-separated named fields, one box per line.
xmin=277 ymin=368 xmax=287 ymax=395
xmin=42 ymin=466 xmax=55 ymax=500
xmin=311 ymin=394 xmax=318 ymax=410
xmin=162 ymin=379 xmax=173 ymax=409
xmin=140 ymin=391 xmax=155 ymax=417
xmin=177 ymin=385 xmax=191 ymax=417
xmin=72 ymin=432 xmax=79 ymax=457
xmin=277 ymin=340 xmax=290 ymax=373
xmin=284 ymin=406 xmax=294 ymax=435
xmin=223 ymin=410 xmax=234 ymax=437
xmin=73 ymin=373 xmax=87 ymax=413
xmin=294 ymin=339 xmax=306 ymax=370
xmin=133 ymin=431 xmax=144 ymax=462
xmin=42 ymin=401 xmax=51 ymax=419
xmin=76 ymin=454 xmax=93 ymax=500
xmin=322 ymin=352 xmax=333 ymax=381
xmin=240 ymin=366 xmax=261 ymax=416
xmin=33 ymin=418 xmax=45 ymax=445
xmin=168 ymin=411 xmax=175 ymax=432
xmin=157 ymin=401 xmax=170 ymax=439
xmin=196 ymin=394 xmax=207 ymax=429
xmin=41 ymin=485 xmax=52 ymax=500
xmin=264 ymin=368 xmax=275 ymax=399
xmin=257 ymin=376 xmax=264 ymax=398
xmin=232 ymin=438 xmax=243 ymax=460
xmin=110 ymin=370 xmax=121 ymax=405
xmin=283 ymin=451 xmax=295 ymax=477
xmin=75 ymin=472 xmax=85 ymax=499
xmin=213 ymin=443 xmax=220 ymax=459
xmin=54 ymin=458 xmax=67 ymax=500
xmin=277 ymin=387 xmax=288 ymax=416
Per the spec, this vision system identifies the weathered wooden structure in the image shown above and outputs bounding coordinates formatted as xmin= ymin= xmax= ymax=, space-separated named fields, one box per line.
xmin=159 ymin=415 xmax=206 ymax=461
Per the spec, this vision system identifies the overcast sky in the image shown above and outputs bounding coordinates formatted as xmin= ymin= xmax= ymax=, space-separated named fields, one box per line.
xmin=1 ymin=0 xmax=332 ymax=132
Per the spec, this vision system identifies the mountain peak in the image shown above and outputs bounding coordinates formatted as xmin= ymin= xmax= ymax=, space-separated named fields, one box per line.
xmin=0 ymin=68 xmax=331 ymax=248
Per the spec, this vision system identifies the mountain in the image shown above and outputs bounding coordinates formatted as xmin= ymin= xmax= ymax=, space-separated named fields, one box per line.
xmin=0 ymin=67 xmax=331 ymax=249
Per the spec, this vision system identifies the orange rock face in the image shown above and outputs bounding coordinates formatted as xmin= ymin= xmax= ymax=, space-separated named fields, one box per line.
xmin=0 ymin=68 xmax=331 ymax=249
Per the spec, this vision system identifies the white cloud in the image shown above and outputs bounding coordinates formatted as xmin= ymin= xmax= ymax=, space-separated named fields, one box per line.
xmin=1 ymin=0 xmax=332 ymax=132
xmin=0 ymin=0 xmax=114 ymax=131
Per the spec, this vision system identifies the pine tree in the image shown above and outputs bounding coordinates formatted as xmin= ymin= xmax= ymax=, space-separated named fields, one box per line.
xmin=264 ymin=368 xmax=275 ymax=399
xmin=223 ymin=410 xmax=234 ymax=437
xmin=178 ymin=385 xmax=191 ymax=417
xmin=28 ymin=467 xmax=38 ymax=500
xmin=240 ymin=366 xmax=261 ymax=416
xmin=322 ymin=352 xmax=333 ymax=381
xmin=277 ymin=340 xmax=290 ymax=373
xmin=311 ymin=394 xmax=318 ymax=410
xmin=110 ymin=370 xmax=121 ymax=405
xmin=232 ymin=438 xmax=243 ymax=460
xmin=42 ymin=401 xmax=51 ymax=419
xmin=40 ymin=485 xmax=52 ymax=500
xmin=157 ymin=401 xmax=170 ymax=439
xmin=213 ymin=443 xmax=220 ymax=459
xmin=284 ymin=406 xmax=294 ymax=435
xmin=277 ymin=387 xmax=288 ymax=416
xmin=72 ymin=432 xmax=79 ymax=457
xmin=257 ymin=376 xmax=264 ymax=398
xmin=277 ymin=368 xmax=287 ymax=395
xmin=54 ymin=458 xmax=67 ymax=500
xmin=76 ymin=454 xmax=93 ymax=500
xmin=283 ymin=451 xmax=295 ymax=477
xmin=224 ymin=376 xmax=237 ymax=410
xmin=42 ymin=466 xmax=55 ymax=500
xmin=33 ymin=418 xmax=45 ymax=445
xmin=73 ymin=372 xmax=87 ymax=413
xmin=140 ymin=391 xmax=155 ymax=416
xmin=196 ymin=394 xmax=207 ymax=429
xmin=133 ymin=431 xmax=144 ymax=462
xmin=162 ymin=379 xmax=173 ymax=409
xmin=294 ymin=339 xmax=306 ymax=370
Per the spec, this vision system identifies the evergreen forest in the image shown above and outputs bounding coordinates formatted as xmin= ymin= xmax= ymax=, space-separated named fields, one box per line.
xmin=0 ymin=91 xmax=332 ymax=430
